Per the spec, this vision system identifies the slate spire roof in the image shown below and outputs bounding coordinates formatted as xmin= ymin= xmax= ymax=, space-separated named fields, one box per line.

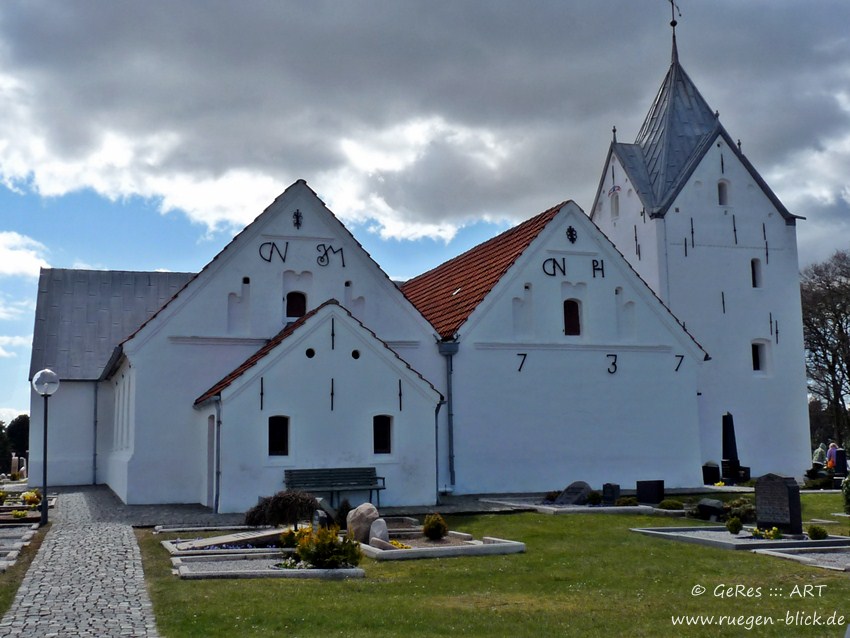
xmin=601 ymin=36 xmax=800 ymax=223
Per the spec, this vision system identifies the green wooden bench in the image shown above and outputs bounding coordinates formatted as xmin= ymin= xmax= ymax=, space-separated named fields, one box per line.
xmin=284 ymin=467 xmax=386 ymax=507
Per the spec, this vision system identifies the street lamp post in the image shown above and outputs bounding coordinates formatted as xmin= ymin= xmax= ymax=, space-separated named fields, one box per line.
xmin=31 ymin=369 xmax=59 ymax=526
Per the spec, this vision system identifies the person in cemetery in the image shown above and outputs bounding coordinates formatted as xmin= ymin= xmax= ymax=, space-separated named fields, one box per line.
xmin=827 ymin=442 xmax=838 ymax=469
xmin=812 ymin=443 xmax=827 ymax=469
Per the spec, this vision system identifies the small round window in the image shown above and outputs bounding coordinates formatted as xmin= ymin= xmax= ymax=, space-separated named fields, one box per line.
xmin=305 ymin=348 xmax=316 ymax=358
xmin=351 ymin=350 xmax=360 ymax=359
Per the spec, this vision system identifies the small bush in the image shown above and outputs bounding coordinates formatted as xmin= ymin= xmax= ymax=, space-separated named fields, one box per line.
xmin=807 ymin=525 xmax=828 ymax=540
xmin=657 ymin=499 xmax=684 ymax=511
xmin=751 ymin=526 xmax=782 ymax=540
xmin=586 ymin=491 xmax=602 ymax=506
xmin=296 ymin=526 xmax=361 ymax=568
xmin=244 ymin=490 xmax=319 ymax=527
xmin=10 ymin=510 xmax=27 ymax=519
xmin=0 ymin=490 xmax=7 ymax=504
xmin=20 ymin=491 xmax=40 ymax=506
xmin=10 ymin=473 xmax=20 ymax=482
xmin=725 ymin=517 xmax=743 ymax=535
xmin=615 ymin=496 xmax=639 ymax=507
xmin=280 ymin=527 xmax=310 ymax=548
xmin=543 ymin=490 xmax=560 ymax=503
xmin=842 ymin=476 xmax=850 ymax=515
xmin=423 ymin=513 xmax=449 ymax=540
xmin=244 ymin=497 xmax=271 ymax=526
xmin=724 ymin=497 xmax=756 ymax=523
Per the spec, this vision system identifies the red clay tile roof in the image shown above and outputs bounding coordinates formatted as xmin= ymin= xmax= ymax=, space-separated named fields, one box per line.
xmin=401 ymin=202 xmax=566 ymax=339
xmin=195 ymin=299 xmax=441 ymax=405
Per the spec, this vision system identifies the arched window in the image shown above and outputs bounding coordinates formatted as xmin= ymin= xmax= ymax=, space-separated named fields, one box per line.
xmin=563 ymin=299 xmax=581 ymax=336
xmin=285 ymin=291 xmax=307 ymax=319
xmin=750 ymin=258 xmax=762 ymax=288
xmin=610 ymin=192 xmax=620 ymax=219
xmin=373 ymin=415 xmax=392 ymax=454
xmin=717 ymin=181 xmax=729 ymax=206
xmin=268 ymin=415 xmax=289 ymax=456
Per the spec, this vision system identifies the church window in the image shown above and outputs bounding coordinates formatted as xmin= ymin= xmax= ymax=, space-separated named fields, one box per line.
xmin=563 ymin=299 xmax=581 ymax=336
xmin=611 ymin=192 xmax=620 ymax=219
xmin=268 ymin=415 xmax=289 ymax=456
xmin=285 ymin=291 xmax=307 ymax=319
xmin=373 ymin=415 xmax=392 ymax=454
xmin=751 ymin=341 xmax=770 ymax=373
xmin=717 ymin=180 xmax=729 ymax=206
xmin=751 ymin=258 xmax=763 ymax=288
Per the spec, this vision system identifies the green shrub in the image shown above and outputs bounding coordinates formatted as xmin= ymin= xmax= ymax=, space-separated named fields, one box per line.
xmin=725 ymin=517 xmax=743 ymax=535
xmin=543 ymin=490 xmax=560 ymax=503
xmin=0 ymin=490 xmax=7 ymax=504
xmin=10 ymin=510 xmax=27 ymax=519
xmin=423 ymin=513 xmax=449 ymax=540
xmin=615 ymin=496 xmax=639 ymax=507
xmin=657 ymin=499 xmax=684 ymax=510
xmin=296 ymin=526 xmax=361 ymax=568
xmin=586 ymin=491 xmax=602 ymax=506
xmin=724 ymin=497 xmax=756 ymax=523
xmin=807 ymin=525 xmax=828 ymax=540
xmin=280 ymin=527 xmax=310 ymax=548
xmin=843 ymin=476 xmax=850 ymax=515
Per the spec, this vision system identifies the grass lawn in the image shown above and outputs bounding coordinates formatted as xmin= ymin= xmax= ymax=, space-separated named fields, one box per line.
xmin=137 ymin=493 xmax=850 ymax=637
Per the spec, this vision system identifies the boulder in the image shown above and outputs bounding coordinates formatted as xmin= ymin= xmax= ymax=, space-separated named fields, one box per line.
xmin=554 ymin=481 xmax=592 ymax=505
xmin=347 ymin=503 xmax=379 ymax=543
xmin=696 ymin=498 xmax=725 ymax=521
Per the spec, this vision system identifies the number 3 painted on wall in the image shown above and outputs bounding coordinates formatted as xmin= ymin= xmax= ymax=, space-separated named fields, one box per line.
xmin=607 ymin=354 xmax=618 ymax=374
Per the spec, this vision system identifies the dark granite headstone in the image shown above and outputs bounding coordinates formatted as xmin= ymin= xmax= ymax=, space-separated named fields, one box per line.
xmin=312 ymin=509 xmax=330 ymax=531
xmin=755 ymin=473 xmax=802 ymax=535
xmin=702 ymin=463 xmax=720 ymax=485
xmin=635 ymin=480 xmax=664 ymax=504
xmin=696 ymin=498 xmax=725 ymax=521
xmin=722 ymin=412 xmax=739 ymax=461
xmin=554 ymin=481 xmax=593 ymax=505
xmin=835 ymin=449 xmax=847 ymax=476
xmin=602 ymin=483 xmax=620 ymax=505
xmin=721 ymin=459 xmax=741 ymax=483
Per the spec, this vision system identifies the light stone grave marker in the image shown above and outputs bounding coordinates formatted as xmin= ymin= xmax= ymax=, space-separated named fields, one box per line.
xmin=174 ymin=528 xmax=283 ymax=551
xmin=554 ymin=481 xmax=592 ymax=506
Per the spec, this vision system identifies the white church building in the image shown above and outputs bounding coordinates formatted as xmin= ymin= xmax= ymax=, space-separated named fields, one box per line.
xmin=28 ymin=36 xmax=809 ymax=512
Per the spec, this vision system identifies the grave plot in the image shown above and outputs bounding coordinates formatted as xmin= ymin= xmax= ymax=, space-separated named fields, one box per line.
xmin=752 ymin=546 xmax=850 ymax=572
xmin=631 ymin=526 xmax=850 ymax=551
xmin=161 ymin=528 xmax=292 ymax=557
xmin=171 ymin=554 xmax=365 ymax=580
xmin=358 ymin=516 xmax=525 ymax=561
xmin=0 ymin=525 xmax=38 ymax=571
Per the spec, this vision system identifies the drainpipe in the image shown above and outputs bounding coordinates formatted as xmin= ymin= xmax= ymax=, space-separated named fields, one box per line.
xmin=92 ymin=383 xmax=98 ymax=485
xmin=433 ymin=400 xmax=444 ymax=504
xmin=214 ymin=397 xmax=223 ymax=514
xmin=437 ymin=340 xmax=459 ymax=489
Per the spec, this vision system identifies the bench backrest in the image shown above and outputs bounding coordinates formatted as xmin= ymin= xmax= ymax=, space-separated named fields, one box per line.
xmin=285 ymin=467 xmax=379 ymax=488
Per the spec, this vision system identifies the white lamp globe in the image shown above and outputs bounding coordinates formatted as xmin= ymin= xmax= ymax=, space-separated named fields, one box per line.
xmin=32 ymin=369 xmax=60 ymax=396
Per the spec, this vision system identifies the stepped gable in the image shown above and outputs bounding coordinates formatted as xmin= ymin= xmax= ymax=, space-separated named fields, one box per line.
xmin=401 ymin=203 xmax=564 ymax=340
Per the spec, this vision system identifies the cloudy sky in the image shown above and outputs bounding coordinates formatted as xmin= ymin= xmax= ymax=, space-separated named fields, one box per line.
xmin=2 ymin=0 xmax=850 ymax=421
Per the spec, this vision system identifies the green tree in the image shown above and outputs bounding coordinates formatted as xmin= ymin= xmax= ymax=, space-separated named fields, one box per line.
xmin=6 ymin=414 xmax=29 ymax=459
xmin=0 ymin=424 xmax=10 ymax=475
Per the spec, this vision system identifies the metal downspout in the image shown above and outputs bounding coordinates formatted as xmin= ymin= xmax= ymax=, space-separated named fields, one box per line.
xmin=92 ymin=383 xmax=98 ymax=485
xmin=434 ymin=400 xmax=444 ymax=504
xmin=214 ymin=397 xmax=222 ymax=514
xmin=438 ymin=340 xmax=459 ymax=489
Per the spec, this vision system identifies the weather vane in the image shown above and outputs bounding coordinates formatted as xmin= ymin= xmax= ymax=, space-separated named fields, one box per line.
xmin=669 ymin=0 xmax=682 ymax=32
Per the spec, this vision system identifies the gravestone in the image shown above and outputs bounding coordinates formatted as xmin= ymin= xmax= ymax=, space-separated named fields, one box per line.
xmin=696 ymin=498 xmax=725 ymax=521
xmin=369 ymin=518 xmax=389 ymax=543
xmin=347 ymin=502 xmax=379 ymax=543
xmin=174 ymin=528 xmax=283 ymax=552
xmin=835 ymin=449 xmax=847 ymax=476
xmin=755 ymin=473 xmax=802 ymax=535
xmin=554 ymin=481 xmax=592 ymax=505
xmin=702 ymin=462 xmax=720 ymax=485
xmin=602 ymin=483 xmax=620 ymax=505
xmin=312 ymin=509 xmax=330 ymax=531
xmin=636 ymin=480 xmax=664 ymax=504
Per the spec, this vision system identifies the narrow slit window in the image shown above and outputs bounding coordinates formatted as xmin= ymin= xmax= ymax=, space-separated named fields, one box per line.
xmin=285 ymin=291 xmax=307 ymax=319
xmin=750 ymin=258 xmax=762 ymax=288
xmin=373 ymin=415 xmax=392 ymax=454
xmin=268 ymin=415 xmax=289 ymax=456
xmin=717 ymin=181 xmax=729 ymax=206
xmin=751 ymin=342 xmax=769 ymax=373
xmin=563 ymin=299 xmax=581 ymax=336
xmin=610 ymin=192 xmax=620 ymax=219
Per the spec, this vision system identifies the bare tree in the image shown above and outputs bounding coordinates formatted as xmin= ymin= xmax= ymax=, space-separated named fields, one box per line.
xmin=801 ymin=250 xmax=850 ymax=445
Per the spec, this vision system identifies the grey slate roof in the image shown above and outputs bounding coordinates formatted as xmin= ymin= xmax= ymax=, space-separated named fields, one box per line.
xmin=29 ymin=269 xmax=195 ymax=381
xmin=597 ymin=36 xmax=800 ymax=224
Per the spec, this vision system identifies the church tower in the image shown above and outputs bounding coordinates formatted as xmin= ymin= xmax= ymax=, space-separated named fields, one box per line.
xmin=590 ymin=30 xmax=810 ymax=478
